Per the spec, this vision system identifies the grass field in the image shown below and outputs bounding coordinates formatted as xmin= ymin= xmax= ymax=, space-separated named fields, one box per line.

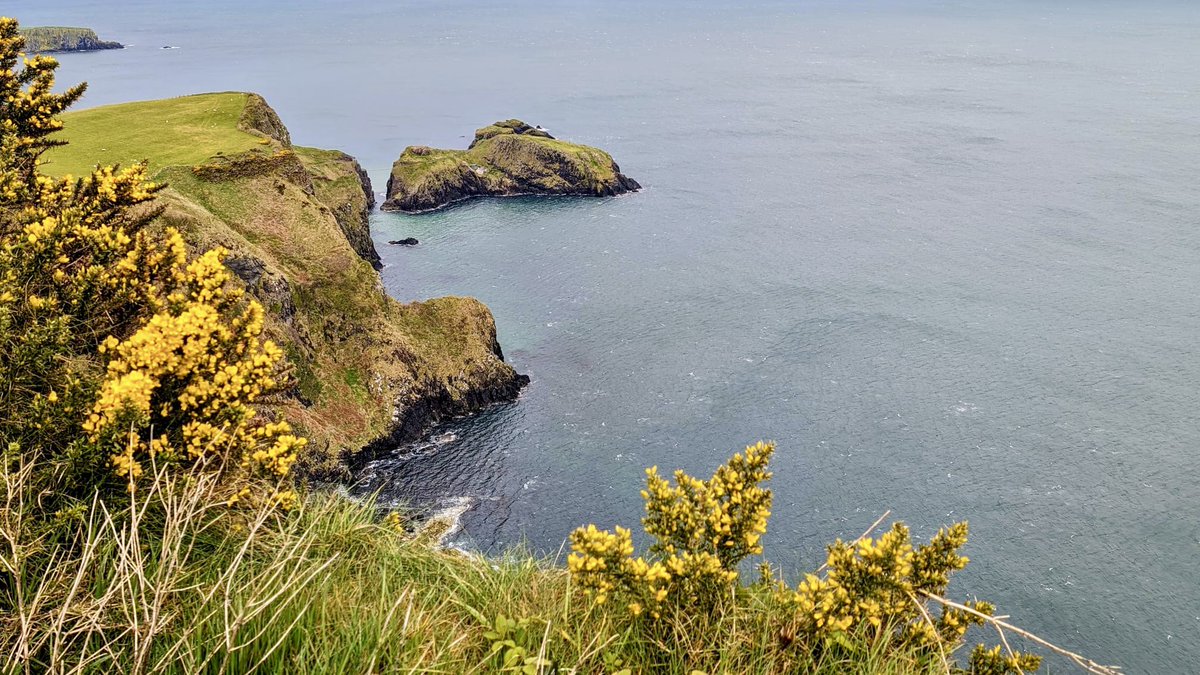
xmin=42 ymin=92 xmax=264 ymax=177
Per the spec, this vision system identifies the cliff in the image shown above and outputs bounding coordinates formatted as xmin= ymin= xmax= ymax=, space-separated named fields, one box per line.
xmin=381 ymin=119 xmax=641 ymax=213
xmin=20 ymin=26 xmax=123 ymax=53
xmin=44 ymin=92 xmax=528 ymax=476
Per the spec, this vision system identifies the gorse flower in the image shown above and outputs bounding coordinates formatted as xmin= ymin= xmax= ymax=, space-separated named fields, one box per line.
xmin=569 ymin=441 xmax=775 ymax=619
xmin=0 ymin=16 xmax=303 ymax=519
xmin=642 ymin=440 xmax=773 ymax=567
xmin=82 ymin=236 xmax=302 ymax=500
xmin=569 ymin=443 xmax=1041 ymax=673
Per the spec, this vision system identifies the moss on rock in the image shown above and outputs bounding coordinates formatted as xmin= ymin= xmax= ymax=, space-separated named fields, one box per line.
xmin=381 ymin=120 xmax=640 ymax=213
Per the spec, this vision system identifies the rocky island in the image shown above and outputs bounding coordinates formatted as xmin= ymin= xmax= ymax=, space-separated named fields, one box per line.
xmin=20 ymin=26 xmax=123 ymax=53
xmin=381 ymin=119 xmax=641 ymax=213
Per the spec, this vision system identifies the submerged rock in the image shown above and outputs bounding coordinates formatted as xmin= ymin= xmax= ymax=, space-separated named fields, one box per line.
xmin=381 ymin=119 xmax=641 ymax=213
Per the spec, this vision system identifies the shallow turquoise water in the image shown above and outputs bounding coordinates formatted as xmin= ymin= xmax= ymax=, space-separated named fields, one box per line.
xmin=20 ymin=1 xmax=1200 ymax=671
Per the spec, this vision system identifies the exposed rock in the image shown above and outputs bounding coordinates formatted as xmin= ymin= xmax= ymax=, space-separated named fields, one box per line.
xmin=381 ymin=119 xmax=640 ymax=213
xmin=389 ymin=238 xmax=419 ymax=246
xmin=468 ymin=119 xmax=555 ymax=149
xmin=301 ymin=149 xmax=382 ymax=269
xmin=239 ymin=93 xmax=292 ymax=147
xmin=20 ymin=27 xmax=123 ymax=53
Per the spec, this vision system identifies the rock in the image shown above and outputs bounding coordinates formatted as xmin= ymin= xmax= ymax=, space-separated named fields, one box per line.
xmin=300 ymin=148 xmax=382 ymax=269
xmin=389 ymin=238 xmax=419 ymax=246
xmin=468 ymin=119 xmax=556 ymax=149
xmin=239 ymin=93 xmax=292 ymax=147
xmin=380 ymin=119 xmax=641 ymax=213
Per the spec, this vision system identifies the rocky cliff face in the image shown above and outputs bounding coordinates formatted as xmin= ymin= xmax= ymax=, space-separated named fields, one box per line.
xmin=299 ymin=148 xmax=382 ymax=269
xmin=52 ymin=93 xmax=527 ymax=477
xmin=20 ymin=27 xmax=123 ymax=53
xmin=381 ymin=119 xmax=641 ymax=213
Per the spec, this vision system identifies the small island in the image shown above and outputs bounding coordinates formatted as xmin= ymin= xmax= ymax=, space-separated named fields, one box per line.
xmin=20 ymin=26 xmax=123 ymax=53
xmin=381 ymin=119 xmax=641 ymax=213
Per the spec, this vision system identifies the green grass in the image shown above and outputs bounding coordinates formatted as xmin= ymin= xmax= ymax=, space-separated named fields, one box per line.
xmin=0 ymin=465 xmax=950 ymax=675
xmin=42 ymin=93 xmax=264 ymax=178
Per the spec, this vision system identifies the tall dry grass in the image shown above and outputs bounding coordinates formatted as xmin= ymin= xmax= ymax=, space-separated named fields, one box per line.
xmin=1 ymin=452 xmax=1115 ymax=675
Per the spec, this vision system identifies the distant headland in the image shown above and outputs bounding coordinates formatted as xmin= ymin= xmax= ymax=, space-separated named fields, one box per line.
xmin=20 ymin=26 xmax=123 ymax=53
xmin=381 ymin=119 xmax=641 ymax=213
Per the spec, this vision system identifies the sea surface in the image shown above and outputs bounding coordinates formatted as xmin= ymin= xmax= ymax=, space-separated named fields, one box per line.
xmin=17 ymin=1 xmax=1200 ymax=671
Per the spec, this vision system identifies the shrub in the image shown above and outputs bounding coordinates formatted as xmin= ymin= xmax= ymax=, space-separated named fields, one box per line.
xmin=781 ymin=521 xmax=1041 ymax=672
xmin=570 ymin=443 xmax=1042 ymax=673
xmin=569 ymin=441 xmax=775 ymax=620
xmin=0 ymin=16 xmax=300 ymax=558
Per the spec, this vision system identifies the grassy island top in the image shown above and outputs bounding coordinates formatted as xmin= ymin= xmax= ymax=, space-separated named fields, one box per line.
xmin=43 ymin=93 xmax=268 ymax=177
xmin=392 ymin=120 xmax=620 ymax=184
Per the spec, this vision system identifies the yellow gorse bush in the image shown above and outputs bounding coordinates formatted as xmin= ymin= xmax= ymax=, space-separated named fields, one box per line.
xmin=569 ymin=444 xmax=1042 ymax=673
xmin=82 ymin=237 xmax=303 ymax=501
xmin=642 ymin=440 xmax=773 ymax=567
xmin=0 ymin=16 xmax=302 ymax=522
xmin=783 ymin=523 xmax=1042 ymax=672
xmin=569 ymin=441 xmax=774 ymax=619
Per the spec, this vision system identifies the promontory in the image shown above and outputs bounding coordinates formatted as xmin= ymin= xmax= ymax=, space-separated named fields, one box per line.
xmin=43 ymin=92 xmax=529 ymax=477
xmin=20 ymin=27 xmax=123 ymax=53
xmin=381 ymin=119 xmax=641 ymax=213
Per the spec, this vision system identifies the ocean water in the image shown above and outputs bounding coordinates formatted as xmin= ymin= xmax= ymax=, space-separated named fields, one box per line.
xmin=16 ymin=1 xmax=1200 ymax=671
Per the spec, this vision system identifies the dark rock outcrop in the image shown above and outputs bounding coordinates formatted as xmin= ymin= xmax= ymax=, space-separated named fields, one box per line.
xmin=381 ymin=119 xmax=640 ymax=213
xmin=389 ymin=238 xmax=419 ymax=246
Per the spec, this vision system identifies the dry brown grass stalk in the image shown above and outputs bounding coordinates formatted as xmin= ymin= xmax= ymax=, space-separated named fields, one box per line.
xmin=921 ymin=592 xmax=1123 ymax=675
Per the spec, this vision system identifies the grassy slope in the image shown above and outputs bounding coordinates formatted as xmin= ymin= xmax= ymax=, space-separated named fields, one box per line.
xmin=43 ymin=94 xmax=520 ymax=473
xmin=43 ymin=93 xmax=260 ymax=177
xmin=293 ymin=146 xmax=381 ymax=267
xmin=4 ymin=468 xmax=946 ymax=675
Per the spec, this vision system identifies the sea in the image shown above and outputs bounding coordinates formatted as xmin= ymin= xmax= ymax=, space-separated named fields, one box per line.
xmin=15 ymin=1 xmax=1200 ymax=671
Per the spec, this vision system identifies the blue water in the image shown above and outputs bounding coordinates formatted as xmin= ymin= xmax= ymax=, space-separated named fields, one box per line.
xmin=16 ymin=1 xmax=1200 ymax=671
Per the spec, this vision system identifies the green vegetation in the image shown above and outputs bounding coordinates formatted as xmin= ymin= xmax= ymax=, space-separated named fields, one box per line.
xmin=43 ymin=93 xmax=268 ymax=177
xmin=293 ymin=145 xmax=379 ymax=267
xmin=18 ymin=26 xmax=121 ymax=53
xmin=5 ymin=438 xmax=1071 ymax=674
xmin=382 ymin=119 xmax=641 ymax=212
